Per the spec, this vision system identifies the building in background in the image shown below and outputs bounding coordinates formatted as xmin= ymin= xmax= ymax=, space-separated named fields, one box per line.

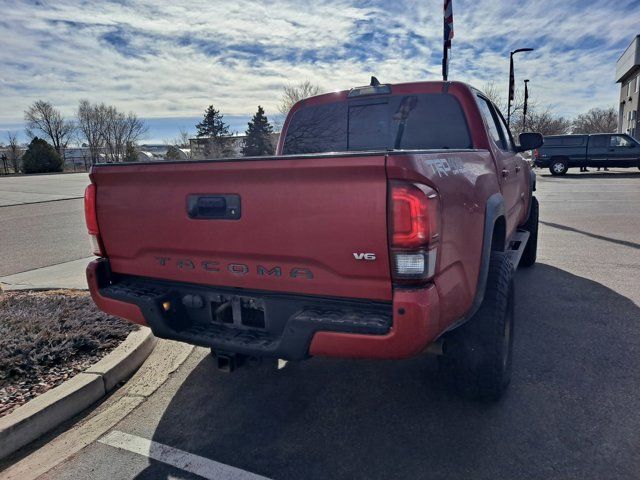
xmin=616 ymin=35 xmax=640 ymax=139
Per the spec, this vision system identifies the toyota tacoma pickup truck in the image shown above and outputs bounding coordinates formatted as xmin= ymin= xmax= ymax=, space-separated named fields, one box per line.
xmin=534 ymin=133 xmax=640 ymax=175
xmin=85 ymin=79 xmax=542 ymax=400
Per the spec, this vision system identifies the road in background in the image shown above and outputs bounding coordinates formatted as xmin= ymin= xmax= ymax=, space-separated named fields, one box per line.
xmin=2 ymin=169 xmax=640 ymax=480
xmin=0 ymin=173 xmax=90 ymax=276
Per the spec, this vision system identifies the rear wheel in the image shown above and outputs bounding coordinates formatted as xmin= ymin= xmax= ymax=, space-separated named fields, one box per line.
xmin=519 ymin=196 xmax=538 ymax=267
xmin=549 ymin=159 xmax=568 ymax=175
xmin=439 ymin=251 xmax=515 ymax=401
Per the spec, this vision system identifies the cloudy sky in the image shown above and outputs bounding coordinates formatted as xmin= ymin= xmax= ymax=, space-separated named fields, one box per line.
xmin=1 ymin=0 xmax=638 ymax=143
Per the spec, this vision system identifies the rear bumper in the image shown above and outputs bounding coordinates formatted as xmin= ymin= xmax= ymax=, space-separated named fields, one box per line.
xmin=87 ymin=259 xmax=440 ymax=360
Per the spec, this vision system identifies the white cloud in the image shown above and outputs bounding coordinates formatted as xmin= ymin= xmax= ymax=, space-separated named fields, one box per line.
xmin=0 ymin=0 xmax=637 ymax=126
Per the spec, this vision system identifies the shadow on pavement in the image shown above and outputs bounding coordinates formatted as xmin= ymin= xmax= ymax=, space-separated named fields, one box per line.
xmin=137 ymin=264 xmax=640 ymax=480
xmin=540 ymin=221 xmax=640 ymax=250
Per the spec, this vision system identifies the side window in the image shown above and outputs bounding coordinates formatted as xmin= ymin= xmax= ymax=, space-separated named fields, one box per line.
xmin=493 ymin=107 xmax=515 ymax=151
xmin=476 ymin=96 xmax=504 ymax=149
xmin=610 ymin=135 xmax=632 ymax=147
xmin=562 ymin=136 xmax=585 ymax=146
xmin=543 ymin=137 xmax=562 ymax=146
xmin=589 ymin=135 xmax=608 ymax=148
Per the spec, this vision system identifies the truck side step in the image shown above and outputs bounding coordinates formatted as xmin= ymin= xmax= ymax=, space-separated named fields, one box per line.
xmin=506 ymin=229 xmax=530 ymax=270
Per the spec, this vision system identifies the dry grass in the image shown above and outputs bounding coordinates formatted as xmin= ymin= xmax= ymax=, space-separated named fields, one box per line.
xmin=0 ymin=289 xmax=137 ymax=415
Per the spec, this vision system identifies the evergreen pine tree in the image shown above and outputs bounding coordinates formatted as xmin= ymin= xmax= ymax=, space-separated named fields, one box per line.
xmin=241 ymin=106 xmax=275 ymax=157
xmin=195 ymin=106 xmax=232 ymax=157
xmin=21 ymin=137 xmax=63 ymax=174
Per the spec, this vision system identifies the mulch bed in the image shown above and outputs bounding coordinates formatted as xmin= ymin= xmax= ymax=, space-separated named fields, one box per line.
xmin=0 ymin=289 xmax=138 ymax=417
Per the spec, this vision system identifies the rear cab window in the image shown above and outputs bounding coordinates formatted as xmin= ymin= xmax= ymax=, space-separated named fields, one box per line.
xmin=282 ymin=93 xmax=473 ymax=155
xmin=542 ymin=136 xmax=586 ymax=147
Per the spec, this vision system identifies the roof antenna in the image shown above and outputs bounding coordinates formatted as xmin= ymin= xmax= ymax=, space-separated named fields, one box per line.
xmin=370 ymin=76 xmax=381 ymax=87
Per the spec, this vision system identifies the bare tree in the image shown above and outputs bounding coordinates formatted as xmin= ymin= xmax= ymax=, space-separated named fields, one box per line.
xmin=6 ymin=132 xmax=23 ymax=173
xmin=277 ymin=80 xmax=323 ymax=117
xmin=76 ymin=100 xmax=106 ymax=165
xmin=481 ymin=81 xmax=535 ymax=130
xmin=572 ymin=107 xmax=618 ymax=134
xmin=481 ymin=81 xmax=508 ymax=113
xmin=101 ymin=107 xmax=148 ymax=162
xmin=522 ymin=108 xmax=572 ymax=136
xmin=176 ymin=128 xmax=191 ymax=148
xmin=24 ymin=100 xmax=74 ymax=156
xmin=162 ymin=129 xmax=192 ymax=160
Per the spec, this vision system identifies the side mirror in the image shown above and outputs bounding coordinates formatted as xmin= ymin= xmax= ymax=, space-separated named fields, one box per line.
xmin=516 ymin=132 xmax=544 ymax=152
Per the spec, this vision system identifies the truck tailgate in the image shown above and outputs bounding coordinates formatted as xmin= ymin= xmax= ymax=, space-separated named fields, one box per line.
xmin=92 ymin=155 xmax=391 ymax=301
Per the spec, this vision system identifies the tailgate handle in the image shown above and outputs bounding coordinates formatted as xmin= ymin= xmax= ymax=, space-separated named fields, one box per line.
xmin=187 ymin=195 xmax=241 ymax=220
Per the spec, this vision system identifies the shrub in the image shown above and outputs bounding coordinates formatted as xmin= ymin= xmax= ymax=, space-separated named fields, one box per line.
xmin=21 ymin=137 xmax=63 ymax=174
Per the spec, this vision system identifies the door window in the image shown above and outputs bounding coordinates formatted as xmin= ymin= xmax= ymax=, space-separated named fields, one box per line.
xmin=476 ymin=96 xmax=507 ymax=150
xmin=493 ymin=107 xmax=515 ymax=151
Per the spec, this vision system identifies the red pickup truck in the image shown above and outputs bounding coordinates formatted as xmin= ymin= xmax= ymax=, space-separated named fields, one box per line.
xmin=85 ymin=79 xmax=542 ymax=400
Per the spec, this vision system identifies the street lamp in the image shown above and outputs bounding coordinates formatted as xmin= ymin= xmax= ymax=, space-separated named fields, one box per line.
xmin=523 ymin=79 xmax=530 ymax=132
xmin=507 ymin=48 xmax=534 ymax=129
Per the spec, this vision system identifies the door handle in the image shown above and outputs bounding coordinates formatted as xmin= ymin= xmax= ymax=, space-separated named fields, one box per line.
xmin=501 ymin=169 xmax=510 ymax=178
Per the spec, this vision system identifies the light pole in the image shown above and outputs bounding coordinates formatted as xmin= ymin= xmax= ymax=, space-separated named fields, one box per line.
xmin=507 ymin=48 xmax=534 ymax=129
xmin=523 ymin=79 xmax=530 ymax=133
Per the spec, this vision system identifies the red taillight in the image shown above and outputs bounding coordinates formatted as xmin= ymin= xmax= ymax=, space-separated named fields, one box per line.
xmin=84 ymin=184 xmax=104 ymax=256
xmin=84 ymin=184 xmax=98 ymax=235
xmin=391 ymin=184 xmax=430 ymax=248
xmin=533 ymin=148 xmax=539 ymax=158
xmin=389 ymin=181 xmax=440 ymax=283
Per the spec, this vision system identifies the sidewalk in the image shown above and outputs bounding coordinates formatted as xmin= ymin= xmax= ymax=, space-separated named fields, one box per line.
xmin=0 ymin=257 xmax=95 ymax=291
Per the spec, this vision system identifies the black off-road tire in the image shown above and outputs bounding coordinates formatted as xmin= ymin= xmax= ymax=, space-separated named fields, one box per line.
xmin=549 ymin=159 xmax=568 ymax=176
xmin=519 ymin=196 xmax=538 ymax=267
xmin=439 ymin=251 xmax=515 ymax=402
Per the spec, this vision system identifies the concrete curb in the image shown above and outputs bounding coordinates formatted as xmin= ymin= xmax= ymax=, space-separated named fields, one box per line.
xmin=0 ymin=326 xmax=157 ymax=460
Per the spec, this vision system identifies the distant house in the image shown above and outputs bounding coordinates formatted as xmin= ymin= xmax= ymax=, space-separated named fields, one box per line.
xmin=189 ymin=133 xmax=279 ymax=159
xmin=164 ymin=146 xmax=191 ymax=161
xmin=616 ymin=35 xmax=640 ymax=140
xmin=62 ymin=144 xmax=177 ymax=168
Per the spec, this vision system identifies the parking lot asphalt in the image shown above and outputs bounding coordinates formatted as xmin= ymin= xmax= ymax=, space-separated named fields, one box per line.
xmin=0 ymin=172 xmax=88 ymax=207
xmin=5 ymin=169 xmax=640 ymax=480
xmin=0 ymin=198 xmax=89 ymax=276
xmin=0 ymin=173 xmax=90 ymax=276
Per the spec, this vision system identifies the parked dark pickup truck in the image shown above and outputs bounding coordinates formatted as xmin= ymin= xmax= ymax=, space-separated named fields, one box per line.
xmin=85 ymin=80 xmax=543 ymax=400
xmin=534 ymin=133 xmax=640 ymax=175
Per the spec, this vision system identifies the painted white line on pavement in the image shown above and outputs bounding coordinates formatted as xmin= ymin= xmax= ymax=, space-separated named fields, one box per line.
xmin=99 ymin=430 xmax=271 ymax=480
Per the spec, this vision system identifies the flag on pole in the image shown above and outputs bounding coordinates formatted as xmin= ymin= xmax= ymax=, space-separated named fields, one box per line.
xmin=444 ymin=0 xmax=454 ymax=48
xmin=443 ymin=0 xmax=453 ymax=80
